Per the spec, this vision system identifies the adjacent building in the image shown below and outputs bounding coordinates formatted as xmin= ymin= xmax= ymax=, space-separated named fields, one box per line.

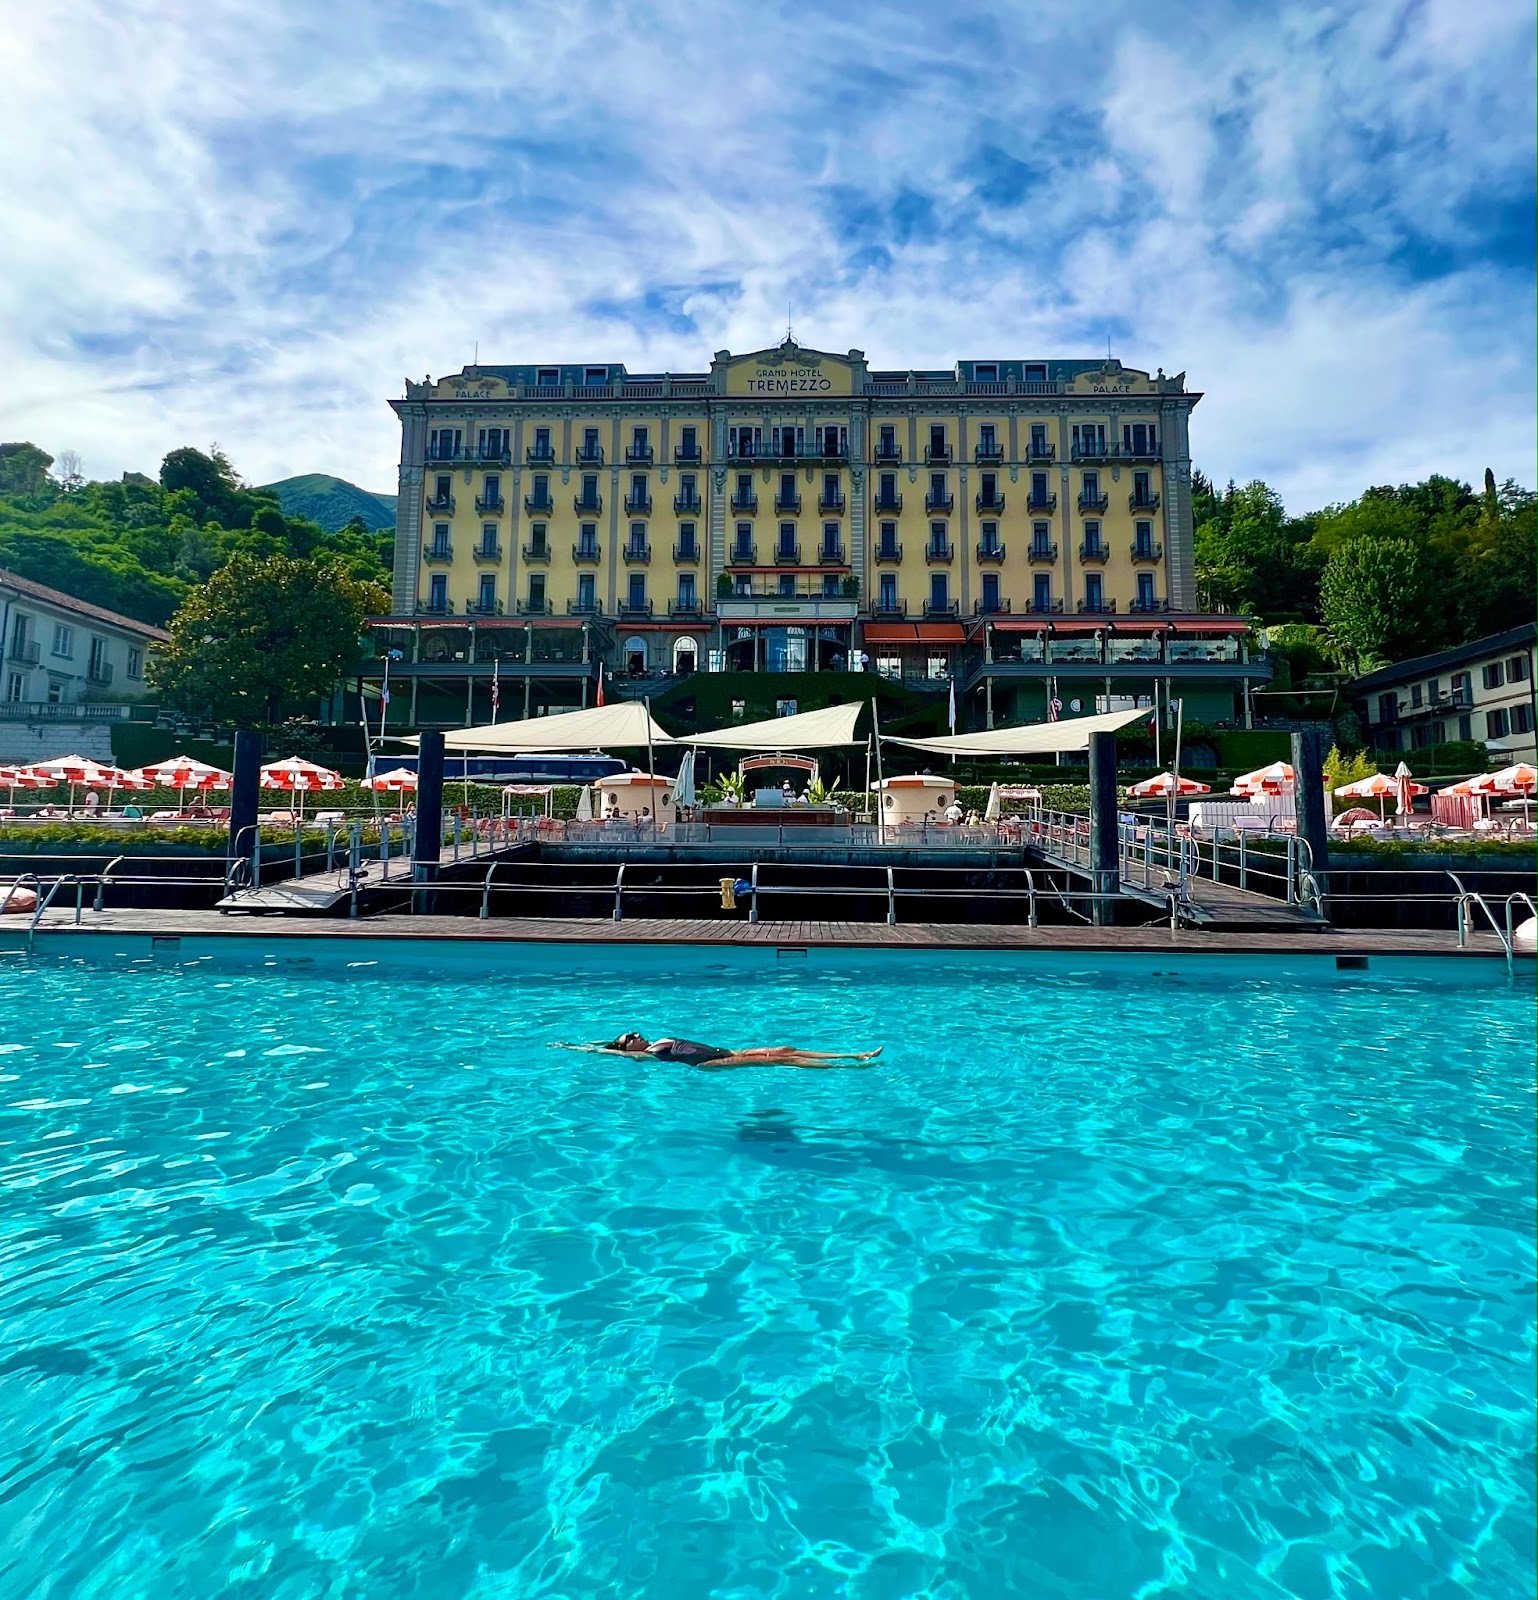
xmin=369 ymin=340 xmax=1267 ymax=730
xmin=1354 ymin=624 xmax=1536 ymax=761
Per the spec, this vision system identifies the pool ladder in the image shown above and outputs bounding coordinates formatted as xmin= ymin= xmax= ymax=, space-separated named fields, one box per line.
xmin=1449 ymin=874 xmax=1535 ymax=975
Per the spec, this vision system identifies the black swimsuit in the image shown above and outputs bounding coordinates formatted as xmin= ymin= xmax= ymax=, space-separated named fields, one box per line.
xmin=646 ymin=1038 xmax=732 ymax=1065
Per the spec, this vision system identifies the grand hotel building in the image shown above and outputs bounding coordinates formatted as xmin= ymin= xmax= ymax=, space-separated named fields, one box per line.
xmin=371 ymin=340 xmax=1268 ymax=730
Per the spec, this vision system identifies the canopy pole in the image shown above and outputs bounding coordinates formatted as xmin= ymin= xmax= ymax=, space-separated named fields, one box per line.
xmin=863 ymin=735 xmax=872 ymax=828
xmin=646 ymin=698 xmax=656 ymax=838
xmin=870 ymin=698 xmax=886 ymax=844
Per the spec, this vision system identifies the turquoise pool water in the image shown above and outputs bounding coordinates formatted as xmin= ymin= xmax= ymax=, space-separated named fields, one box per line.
xmin=0 ymin=950 xmax=1531 ymax=1599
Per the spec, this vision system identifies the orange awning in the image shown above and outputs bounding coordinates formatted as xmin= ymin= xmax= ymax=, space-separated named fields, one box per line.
xmin=862 ymin=622 xmax=966 ymax=645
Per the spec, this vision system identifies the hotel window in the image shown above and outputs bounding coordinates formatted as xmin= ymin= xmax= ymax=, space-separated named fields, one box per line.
xmin=579 ymin=473 xmax=600 ymax=509
xmin=818 ymin=573 xmax=836 ymax=597
xmin=428 ymin=574 xmax=448 ymax=610
xmin=627 ymin=575 xmax=646 ymax=610
xmin=527 ymin=574 xmax=547 ymax=611
xmin=1132 ymin=470 xmax=1153 ymax=506
xmin=584 ymin=366 xmax=607 ymax=385
xmin=627 ymin=522 xmax=647 ymax=558
xmin=876 ymin=654 xmax=900 ymax=680
xmin=1134 ymin=520 xmax=1155 ymax=557
xmin=529 ymin=472 xmax=549 ymax=507
xmin=1081 ymin=471 xmax=1102 ymax=502
xmin=1487 ymin=707 xmax=1511 ymax=739
xmin=481 ymin=522 xmax=499 ymax=552
xmin=126 ymin=648 xmax=142 ymax=680
xmin=531 ymin=426 xmax=552 ymax=460
xmin=1024 ymin=364 xmax=1046 ymax=383
xmin=878 ymin=520 xmax=899 ymax=557
xmin=1377 ymin=692 xmax=1398 ymax=724
xmin=733 ymin=522 xmax=753 ymax=559
xmin=537 ymin=368 xmax=560 ymax=388
xmin=973 ymin=363 xmax=997 ymax=382
xmin=527 ymin=523 xmax=547 ymax=556
xmin=1123 ymin=422 xmax=1157 ymax=455
xmin=429 ymin=428 xmax=461 ymax=460
xmin=1033 ymin=574 xmax=1052 ymax=611
xmin=1514 ymin=703 xmax=1534 ymax=734
xmin=1084 ymin=573 xmax=1104 ymax=610
xmin=1136 ymin=572 xmax=1156 ymax=608
xmin=477 ymin=427 xmax=508 ymax=459
xmin=779 ymin=471 xmax=797 ymax=507
xmin=1029 ymin=424 xmax=1048 ymax=456
xmin=1410 ymin=683 xmax=1423 ymax=708
xmin=1032 ymin=521 xmax=1052 ymax=555
xmin=1458 ymin=715 xmax=1473 ymax=741
xmin=482 ymin=473 xmax=502 ymax=509
xmin=1482 ymin=661 xmax=1505 ymax=689
xmin=778 ymin=574 xmax=795 ymax=596
xmin=821 ymin=522 xmax=840 ymax=557
xmin=977 ymin=424 xmax=998 ymax=456
xmin=1082 ymin=520 xmax=1104 ymax=556
xmin=1451 ymin=671 xmax=1471 ymax=700
xmin=734 ymin=575 xmax=751 ymax=596
xmin=50 ymin=624 xmax=72 ymax=658
xmin=1030 ymin=471 xmax=1049 ymax=505
xmin=981 ymin=573 xmax=1001 ymax=611
xmin=980 ymin=520 xmax=1000 ymax=554
xmin=928 ymin=522 xmax=948 ymax=556
xmin=816 ymin=424 xmax=846 ymax=456
xmin=630 ymin=425 xmax=650 ymax=459
xmin=577 ymin=573 xmax=596 ymax=610
xmin=729 ymin=425 xmax=761 ymax=457
xmin=48 ymin=681 xmax=63 ymax=704
xmin=876 ymin=424 xmax=898 ymax=460
xmin=577 ymin=522 xmax=598 ymax=556
xmin=929 ymin=471 xmax=948 ymax=505
xmin=876 ymin=472 xmax=900 ymax=509
xmin=678 ymin=472 xmax=698 ymax=508
xmin=677 ymin=425 xmax=699 ymax=460
xmin=477 ymin=575 xmax=496 ymax=611
xmin=5 ymin=673 xmax=23 ymax=704
xmin=433 ymin=474 xmax=452 ymax=502
xmin=822 ymin=471 xmax=840 ymax=505
xmin=430 ymin=524 xmax=450 ymax=554
xmin=581 ymin=426 xmax=601 ymax=458
xmin=1509 ymin=655 xmax=1530 ymax=683
xmin=1073 ymin=423 xmax=1106 ymax=456
xmin=677 ymin=522 xmax=697 ymax=558
xmin=929 ymin=574 xmax=949 ymax=612
xmin=928 ymin=425 xmax=948 ymax=461
xmin=978 ymin=471 xmax=999 ymax=506
xmin=677 ymin=574 xmax=696 ymax=607
xmin=878 ymin=574 xmax=898 ymax=609
xmin=777 ymin=522 xmax=797 ymax=557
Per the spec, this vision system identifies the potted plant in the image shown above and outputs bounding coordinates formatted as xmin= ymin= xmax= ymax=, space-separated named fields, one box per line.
xmin=716 ymin=573 xmax=733 ymax=598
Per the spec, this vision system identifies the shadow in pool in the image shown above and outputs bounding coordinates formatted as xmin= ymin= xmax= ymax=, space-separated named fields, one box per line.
xmin=731 ymin=1110 xmax=1020 ymax=1185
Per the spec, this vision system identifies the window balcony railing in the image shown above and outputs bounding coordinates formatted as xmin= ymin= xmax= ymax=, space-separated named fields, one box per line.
xmin=730 ymin=491 xmax=758 ymax=513
xmin=924 ymin=599 xmax=960 ymax=618
xmin=873 ymin=491 xmax=904 ymax=513
xmin=870 ymin=598 xmax=908 ymax=619
xmin=873 ymin=442 xmax=903 ymax=464
xmin=974 ymin=442 xmax=1003 ymax=463
xmin=1131 ymin=540 xmax=1163 ymax=562
xmin=568 ymin=597 xmax=603 ymax=616
xmin=425 ymin=449 xmax=462 ymax=464
xmin=673 ymin=443 xmax=703 ymax=464
xmin=924 ymin=444 xmax=952 ymax=465
xmin=517 ymin=598 xmax=551 ymax=616
xmin=818 ymin=543 xmax=846 ymax=565
xmin=976 ymin=541 xmax=1005 ymax=564
xmin=422 ymin=542 xmax=454 ymax=564
xmin=523 ymin=492 xmax=554 ymax=515
xmin=729 ymin=543 xmax=757 ymax=565
xmin=8 ymin=639 xmax=40 ymax=666
xmin=425 ymin=492 xmax=455 ymax=514
xmin=974 ymin=596 xmax=1011 ymax=614
xmin=417 ymin=598 xmax=455 ymax=616
xmin=1129 ymin=598 xmax=1169 ymax=614
xmin=1027 ymin=491 xmax=1057 ymax=512
xmin=818 ymin=490 xmax=845 ymax=513
xmin=975 ymin=491 xmax=1006 ymax=514
xmin=925 ymin=541 xmax=953 ymax=564
xmin=1078 ymin=599 xmax=1118 ymax=615
xmin=623 ymin=542 xmax=651 ymax=564
xmin=575 ymin=443 xmax=604 ymax=465
xmin=571 ymin=543 xmax=601 ymax=565
xmin=1026 ymin=440 xmax=1056 ymax=463
xmin=1071 ymin=441 xmax=1112 ymax=462
xmin=473 ymin=447 xmax=511 ymax=466
xmin=526 ymin=444 xmax=556 ymax=465
xmin=521 ymin=541 xmax=552 ymax=563
xmin=475 ymin=494 xmax=504 ymax=516
xmin=1078 ymin=490 xmax=1110 ymax=514
xmin=774 ymin=543 xmax=801 ymax=565
xmin=925 ymin=490 xmax=954 ymax=514
xmin=86 ymin=660 xmax=114 ymax=685
xmin=1079 ymin=541 xmax=1110 ymax=564
xmin=624 ymin=443 xmax=654 ymax=464
xmin=673 ymin=492 xmax=702 ymax=514
xmin=673 ymin=541 xmax=700 ymax=563
xmin=1023 ymin=599 xmax=1064 ymax=615
xmin=774 ymin=492 xmax=802 ymax=514
xmin=669 ymin=598 xmax=706 ymax=618
xmin=623 ymin=492 xmax=653 ymax=515
xmin=873 ymin=543 xmax=903 ymax=564
xmin=1028 ymin=541 xmax=1058 ymax=562
xmin=465 ymin=598 xmax=504 ymax=617
xmin=1129 ymin=492 xmax=1162 ymax=513
xmin=619 ymin=598 xmax=654 ymax=618
xmin=473 ymin=540 xmax=503 ymax=563
xmin=573 ymin=494 xmax=603 ymax=515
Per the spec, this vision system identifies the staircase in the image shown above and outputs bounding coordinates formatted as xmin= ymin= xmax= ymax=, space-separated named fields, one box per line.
xmin=0 ymin=721 xmax=116 ymax=766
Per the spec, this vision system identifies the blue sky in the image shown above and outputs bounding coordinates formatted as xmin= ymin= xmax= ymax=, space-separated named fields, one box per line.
xmin=2 ymin=0 xmax=1533 ymax=510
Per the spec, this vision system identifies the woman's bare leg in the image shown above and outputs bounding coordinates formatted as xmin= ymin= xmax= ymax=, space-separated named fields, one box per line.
xmin=709 ymin=1047 xmax=881 ymax=1069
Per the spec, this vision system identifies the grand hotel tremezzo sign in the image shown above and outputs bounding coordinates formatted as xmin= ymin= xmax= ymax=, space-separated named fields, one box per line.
xmin=723 ymin=346 xmax=854 ymax=398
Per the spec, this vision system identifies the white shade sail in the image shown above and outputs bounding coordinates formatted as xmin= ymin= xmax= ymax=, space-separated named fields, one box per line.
xmin=678 ymin=702 xmax=864 ymax=751
xmin=882 ymin=704 xmax=1151 ymax=758
xmin=424 ymin=702 xmax=675 ymax=753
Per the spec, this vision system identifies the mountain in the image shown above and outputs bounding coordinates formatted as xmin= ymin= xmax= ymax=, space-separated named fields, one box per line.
xmin=262 ymin=474 xmax=396 ymax=533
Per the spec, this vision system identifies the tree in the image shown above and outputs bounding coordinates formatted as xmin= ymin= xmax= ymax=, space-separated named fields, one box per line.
xmin=53 ymin=450 xmax=85 ymax=493
xmin=149 ymin=553 xmax=388 ymax=724
xmin=1319 ymin=536 xmax=1440 ymax=670
xmin=0 ymin=443 xmax=54 ymax=496
xmin=159 ymin=446 xmax=242 ymax=526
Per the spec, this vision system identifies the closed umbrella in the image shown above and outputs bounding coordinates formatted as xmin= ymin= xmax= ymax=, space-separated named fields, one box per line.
xmin=671 ymin=749 xmax=697 ymax=809
xmin=984 ymin=782 xmax=1001 ymax=823
xmin=1391 ymin=760 xmax=1429 ymax=818
xmin=574 ymin=783 xmax=593 ymax=822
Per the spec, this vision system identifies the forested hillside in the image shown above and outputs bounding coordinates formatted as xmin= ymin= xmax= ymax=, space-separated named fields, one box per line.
xmin=262 ymin=473 xmax=395 ymax=532
xmin=0 ymin=443 xmax=392 ymax=627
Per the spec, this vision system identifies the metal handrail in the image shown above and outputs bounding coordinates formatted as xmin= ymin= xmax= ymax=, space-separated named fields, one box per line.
xmin=613 ymin=862 xmax=625 ymax=922
xmin=94 ymin=854 xmax=127 ymax=913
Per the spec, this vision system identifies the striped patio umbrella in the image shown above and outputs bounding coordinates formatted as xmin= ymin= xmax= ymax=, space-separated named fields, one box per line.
xmin=0 ymin=766 xmax=53 ymax=805
xmin=1128 ymin=771 xmax=1212 ymax=797
xmin=30 ymin=754 xmax=125 ymax=811
xmin=365 ymin=767 xmax=419 ymax=791
xmin=260 ymin=757 xmax=345 ymax=820
xmin=132 ymin=755 xmax=232 ymax=805
xmin=1230 ymin=761 xmax=1295 ymax=797
xmin=1333 ymin=771 xmax=1400 ymax=821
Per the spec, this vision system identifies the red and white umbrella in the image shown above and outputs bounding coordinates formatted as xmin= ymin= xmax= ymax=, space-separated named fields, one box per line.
xmin=1231 ymin=761 xmax=1295 ymax=797
xmin=1473 ymin=762 xmax=1538 ymax=796
xmin=132 ymin=754 xmax=232 ymax=803
xmin=0 ymin=766 xmax=52 ymax=804
xmin=1128 ymin=771 xmax=1211 ymax=797
xmin=1391 ymin=760 xmax=1429 ymax=817
xmin=261 ymin=757 xmax=344 ymax=820
xmin=365 ymin=767 xmax=418 ymax=792
xmin=29 ymin=753 xmax=135 ymax=810
xmin=1333 ymin=771 xmax=1400 ymax=821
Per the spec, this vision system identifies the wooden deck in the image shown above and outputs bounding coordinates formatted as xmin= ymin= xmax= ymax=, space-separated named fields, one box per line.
xmin=23 ymin=904 xmax=1508 ymax=959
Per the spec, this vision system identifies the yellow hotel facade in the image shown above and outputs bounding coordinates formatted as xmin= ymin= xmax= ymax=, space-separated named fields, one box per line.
xmin=375 ymin=340 xmax=1267 ymax=729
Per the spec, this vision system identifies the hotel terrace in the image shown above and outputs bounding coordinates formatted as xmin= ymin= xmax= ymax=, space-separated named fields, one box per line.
xmin=368 ymin=340 xmax=1267 ymax=729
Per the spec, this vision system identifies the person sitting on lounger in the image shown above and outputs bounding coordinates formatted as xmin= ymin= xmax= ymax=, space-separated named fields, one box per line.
xmin=568 ymin=1032 xmax=882 ymax=1070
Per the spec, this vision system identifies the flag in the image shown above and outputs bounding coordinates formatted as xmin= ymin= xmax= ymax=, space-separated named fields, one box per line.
xmin=947 ymin=676 xmax=956 ymax=734
xmin=490 ymin=659 xmax=500 ymax=720
xmin=596 ymin=663 xmax=605 ymax=707
xmin=1047 ymin=696 xmax=1062 ymax=722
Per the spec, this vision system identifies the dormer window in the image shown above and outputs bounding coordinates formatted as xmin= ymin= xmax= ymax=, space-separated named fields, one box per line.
xmin=536 ymin=367 xmax=559 ymax=387
xmin=585 ymin=366 xmax=608 ymax=385
xmin=973 ymin=363 xmax=997 ymax=381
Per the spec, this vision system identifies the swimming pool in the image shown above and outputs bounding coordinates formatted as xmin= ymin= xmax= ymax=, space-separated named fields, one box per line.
xmin=0 ymin=950 xmax=1531 ymax=1598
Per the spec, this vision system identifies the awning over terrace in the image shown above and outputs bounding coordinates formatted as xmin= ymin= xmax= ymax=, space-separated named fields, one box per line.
xmin=678 ymin=702 xmax=864 ymax=751
xmin=881 ymin=704 xmax=1152 ymax=758
xmin=412 ymin=702 xmax=675 ymax=753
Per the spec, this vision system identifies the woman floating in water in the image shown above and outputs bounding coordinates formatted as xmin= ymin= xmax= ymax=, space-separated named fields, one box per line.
xmin=561 ymin=1033 xmax=882 ymax=1070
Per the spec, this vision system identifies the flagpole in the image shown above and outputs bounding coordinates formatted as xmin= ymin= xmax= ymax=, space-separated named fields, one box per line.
xmin=870 ymin=697 xmax=886 ymax=845
xmin=645 ymin=696 xmax=656 ymax=838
